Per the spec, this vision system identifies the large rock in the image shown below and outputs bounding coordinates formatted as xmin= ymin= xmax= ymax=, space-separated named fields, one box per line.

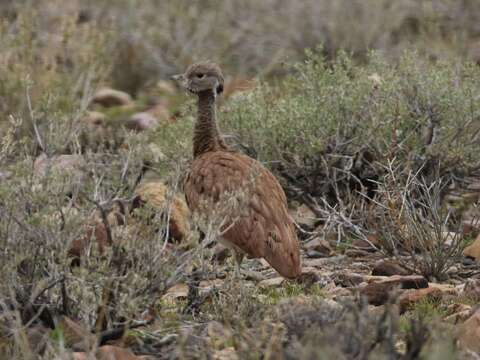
xmin=457 ymin=310 xmax=480 ymax=353
xmin=304 ymin=238 xmax=333 ymax=256
xmin=133 ymin=181 xmax=190 ymax=242
xmin=91 ymin=88 xmax=133 ymax=108
xmin=463 ymin=234 xmax=480 ymax=260
xmin=74 ymin=345 xmax=148 ymax=360
xmin=34 ymin=153 xmax=86 ymax=183
xmin=360 ymin=275 xmax=428 ymax=306
xmin=372 ymin=260 xmax=408 ymax=276
xmin=351 ymin=234 xmax=380 ymax=252
xmin=34 ymin=153 xmax=87 ymax=195
xmin=291 ymin=204 xmax=317 ymax=229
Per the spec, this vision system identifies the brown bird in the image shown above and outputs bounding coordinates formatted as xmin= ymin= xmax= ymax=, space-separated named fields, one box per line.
xmin=172 ymin=62 xmax=301 ymax=279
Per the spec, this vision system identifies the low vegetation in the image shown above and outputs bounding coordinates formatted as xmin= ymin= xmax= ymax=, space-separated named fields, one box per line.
xmin=0 ymin=1 xmax=479 ymax=359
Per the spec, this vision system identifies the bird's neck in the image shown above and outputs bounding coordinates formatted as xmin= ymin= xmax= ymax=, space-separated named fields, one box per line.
xmin=193 ymin=90 xmax=227 ymax=157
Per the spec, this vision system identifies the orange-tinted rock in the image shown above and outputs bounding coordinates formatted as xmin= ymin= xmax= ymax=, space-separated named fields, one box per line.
xmin=360 ymin=275 xmax=428 ymax=306
xmin=58 ymin=316 xmax=95 ymax=350
xmin=97 ymin=345 xmax=146 ymax=360
xmin=360 ymin=281 xmax=400 ymax=306
xmin=133 ymin=181 xmax=190 ymax=242
xmin=444 ymin=303 xmax=472 ymax=324
xmin=398 ymin=287 xmax=443 ymax=314
xmin=463 ymin=234 xmax=480 ymax=260
xmin=457 ymin=310 xmax=480 ymax=353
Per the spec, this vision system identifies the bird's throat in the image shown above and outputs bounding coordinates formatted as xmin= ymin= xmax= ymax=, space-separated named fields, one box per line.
xmin=193 ymin=90 xmax=227 ymax=157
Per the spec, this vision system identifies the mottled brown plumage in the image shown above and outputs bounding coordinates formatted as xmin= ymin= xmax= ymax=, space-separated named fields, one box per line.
xmin=173 ymin=62 xmax=301 ymax=278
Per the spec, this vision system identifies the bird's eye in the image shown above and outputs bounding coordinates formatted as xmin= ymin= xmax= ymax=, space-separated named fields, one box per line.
xmin=196 ymin=73 xmax=205 ymax=78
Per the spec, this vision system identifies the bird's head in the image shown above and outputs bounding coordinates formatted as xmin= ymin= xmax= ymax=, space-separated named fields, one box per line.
xmin=172 ymin=62 xmax=224 ymax=96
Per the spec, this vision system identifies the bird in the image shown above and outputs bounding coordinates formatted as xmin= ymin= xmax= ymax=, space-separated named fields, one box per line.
xmin=172 ymin=62 xmax=301 ymax=279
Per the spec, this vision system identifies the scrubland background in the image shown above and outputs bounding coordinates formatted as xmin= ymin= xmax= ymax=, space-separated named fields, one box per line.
xmin=1 ymin=1 xmax=480 ymax=359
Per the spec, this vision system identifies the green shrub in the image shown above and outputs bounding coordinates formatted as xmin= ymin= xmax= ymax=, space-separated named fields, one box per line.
xmin=223 ymin=49 xmax=480 ymax=205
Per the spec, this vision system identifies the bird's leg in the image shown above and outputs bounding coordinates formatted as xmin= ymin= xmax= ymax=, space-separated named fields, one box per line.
xmin=233 ymin=250 xmax=265 ymax=281
xmin=234 ymin=250 xmax=244 ymax=279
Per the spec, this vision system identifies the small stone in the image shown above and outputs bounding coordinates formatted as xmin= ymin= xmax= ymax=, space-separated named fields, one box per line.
xmin=463 ymin=234 xmax=480 ymax=260
xmin=291 ymin=204 xmax=317 ymax=229
xmin=368 ymin=304 xmax=400 ymax=319
xmin=334 ymin=272 xmax=365 ymax=287
xmin=58 ymin=316 xmax=95 ymax=351
xmin=444 ymin=303 xmax=472 ymax=324
xmin=385 ymin=275 xmax=429 ymax=289
xmin=146 ymin=103 xmax=170 ymax=122
xmin=442 ymin=231 xmax=461 ymax=246
xmin=68 ymin=221 xmax=110 ymax=260
xmin=162 ymin=283 xmax=189 ymax=300
xmin=97 ymin=345 xmax=147 ymax=359
xmin=92 ymin=88 xmax=133 ymax=108
xmin=303 ymin=255 xmax=347 ymax=268
xmin=304 ymin=238 xmax=333 ymax=256
xmin=360 ymin=281 xmax=400 ymax=306
xmin=306 ymin=250 xmax=327 ymax=258
xmin=156 ymin=80 xmax=177 ymax=96
xmin=81 ymin=110 xmax=107 ymax=127
xmin=213 ymin=347 xmax=238 ymax=360
xmin=26 ymin=325 xmax=50 ymax=354
xmin=345 ymin=249 xmax=370 ymax=257
xmin=259 ymin=277 xmax=284 ymax=288
xmin=208 ymin=321 xmax=233 ymax=349
xmin=372 ymin=260 xmax=408 ymax=276
xmin=296 ymin=269 xmax=320 ymax=287
xmin=0 ymin=170 xmax=12 ymax=181
xmin=125 ymin=112 xmax=159 ymax=132
xmin=462 ymin=218 xmax=480 ymax=236
xmin=73 ymin=353 xmax=88 ymax=360
xmin=463 ymin=279 xmax=480 ymax=300
xmin=211 ymin=244 xmax=230 ymax=264
xmin=351 ymin=234 xmax=380 ymax=252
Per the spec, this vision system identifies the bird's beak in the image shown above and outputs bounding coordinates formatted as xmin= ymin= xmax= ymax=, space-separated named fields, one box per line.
xmin=171 ymin=73 xmax=185 ymax=82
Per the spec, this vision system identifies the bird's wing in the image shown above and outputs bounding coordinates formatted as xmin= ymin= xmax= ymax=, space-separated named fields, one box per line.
xmin=184 ymin=151 xmax=301 ymax=278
